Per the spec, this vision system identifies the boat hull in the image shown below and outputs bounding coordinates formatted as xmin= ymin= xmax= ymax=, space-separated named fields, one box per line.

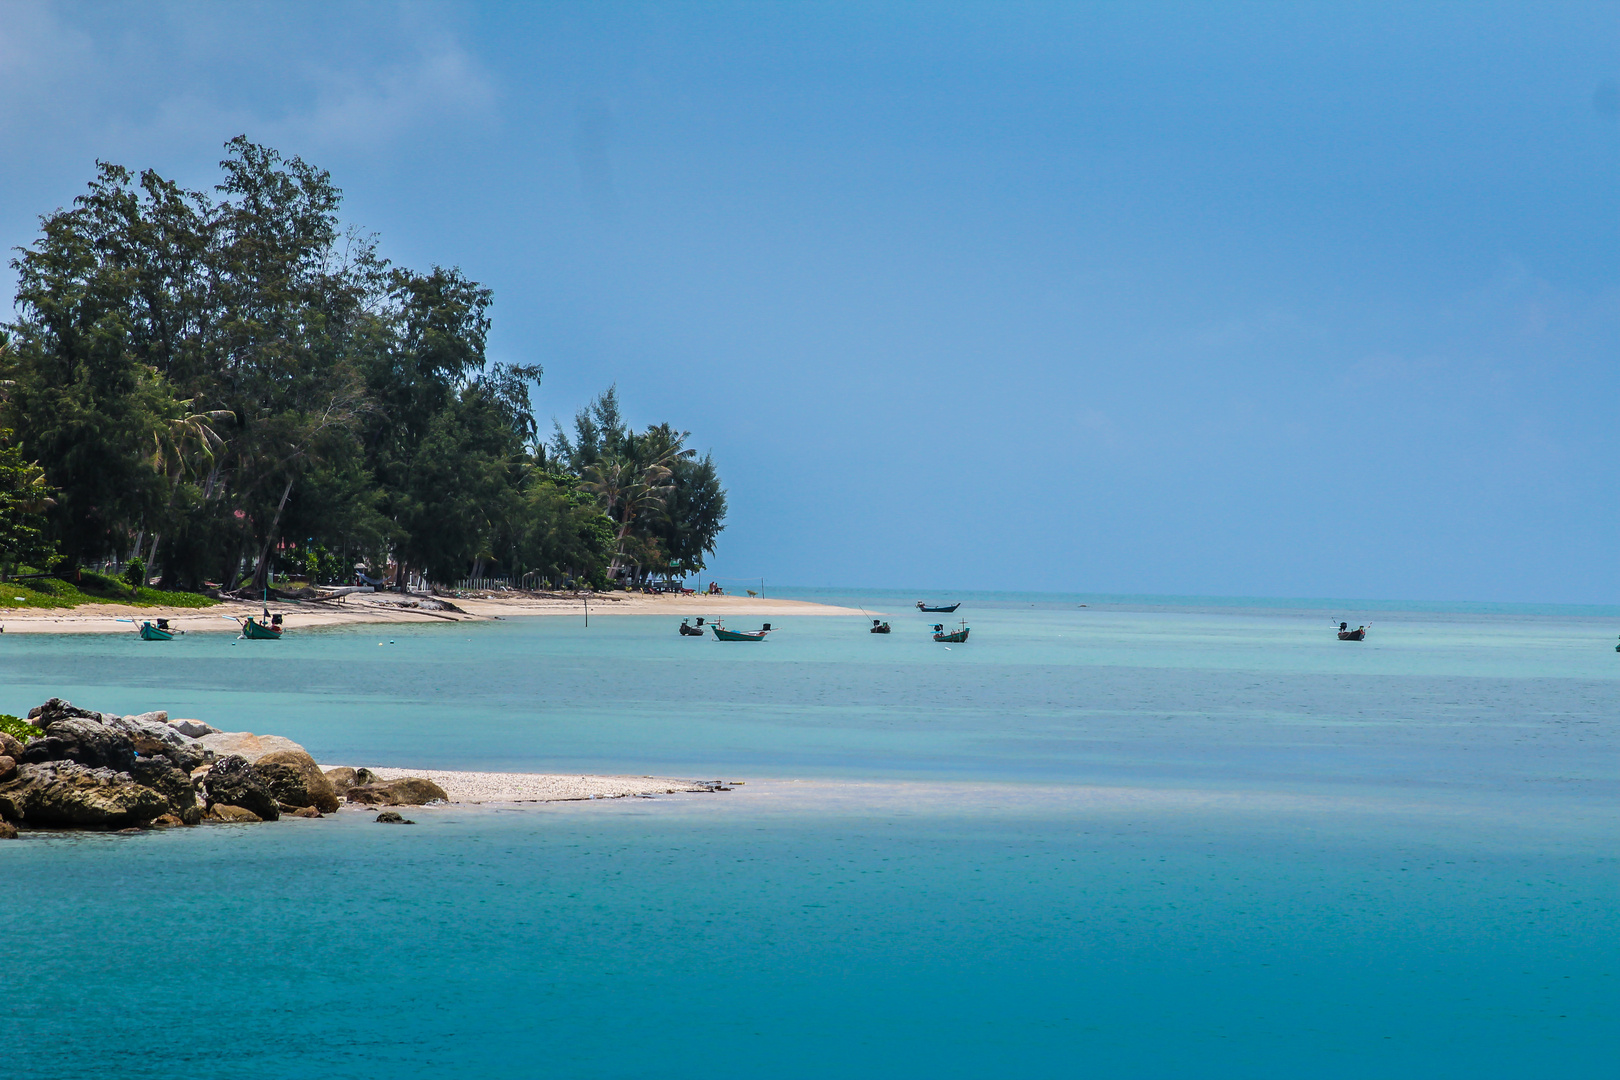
xmin=712 ymin=626 xmax=767 ymax=642
xmin=934 ymin=628 xmax=970 ymax=643
xmin=138 ymin=623 xmax=174 ymax=641
xmin=242 ymin=618 xmax=283 ymax=640
xmin=1337 ymin=629 xmax=1365 ymax=641
xmin=918 ymin=603 xmax=960 ymax=613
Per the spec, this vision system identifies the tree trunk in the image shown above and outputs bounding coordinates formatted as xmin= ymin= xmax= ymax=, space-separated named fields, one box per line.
xmin=250 ymin=476 xmax=296 ymax=594
xmin=145 ymin=532 xmax=162 ymax=582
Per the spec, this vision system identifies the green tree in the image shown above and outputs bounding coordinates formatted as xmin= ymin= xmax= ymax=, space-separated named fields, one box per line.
xmin=0 ymin=429 xmax=58 ymax=575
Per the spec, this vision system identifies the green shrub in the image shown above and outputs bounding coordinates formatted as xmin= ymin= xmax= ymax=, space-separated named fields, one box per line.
xmin=123 ymin=558 xmax=146 ymax=592
xmin=0 ymin=713 xmax=41 ymax=743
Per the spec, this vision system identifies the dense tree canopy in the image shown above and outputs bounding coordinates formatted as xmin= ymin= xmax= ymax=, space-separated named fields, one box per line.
xmin=0 ymin=139 xmax=724 ymax=592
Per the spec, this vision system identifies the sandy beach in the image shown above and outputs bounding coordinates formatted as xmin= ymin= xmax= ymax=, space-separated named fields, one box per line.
xmin=0 ymin=590 xmax=866 ymax=634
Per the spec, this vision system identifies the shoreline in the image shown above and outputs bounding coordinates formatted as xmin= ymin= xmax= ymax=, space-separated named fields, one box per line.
xmin=0 ymin=591 xmax=866 ymax=634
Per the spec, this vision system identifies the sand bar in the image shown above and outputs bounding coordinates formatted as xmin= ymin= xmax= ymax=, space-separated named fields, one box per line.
xmin=0 ymin=590 xmax=865 ymax=634
xmin=326 ymin=766 xmax=727 ymax=804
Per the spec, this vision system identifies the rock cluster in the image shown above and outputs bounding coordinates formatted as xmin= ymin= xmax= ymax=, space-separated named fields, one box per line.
xmin=0 ymin=699 xmax=347 ymax=834
xmin=0 ymin=698 xmax=452 ymax=836
xmin=0 ymin=698 xmax=458 ymax=837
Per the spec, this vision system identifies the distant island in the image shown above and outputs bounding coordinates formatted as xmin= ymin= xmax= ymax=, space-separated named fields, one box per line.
xmin=0 ymin=137 xmax=724 ymax=605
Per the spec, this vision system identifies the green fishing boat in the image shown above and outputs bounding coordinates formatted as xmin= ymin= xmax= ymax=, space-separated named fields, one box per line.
xmin=932 ymin=621 xmax=970 ymax=643
xmin=712 ymin=620 xmax=771 ymax=642
xmin=138 ymin=620 xmax=176 ymax=641
xmin=240 ymin=616 xmax=284 ymax=639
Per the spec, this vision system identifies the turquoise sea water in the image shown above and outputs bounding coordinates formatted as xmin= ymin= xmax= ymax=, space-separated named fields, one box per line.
xmin=2 ymin=592 xmax=1617 ymax=1076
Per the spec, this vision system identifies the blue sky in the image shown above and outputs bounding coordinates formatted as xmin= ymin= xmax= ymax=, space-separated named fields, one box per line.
xmin=2 ymin=2 xmax=1618 ymax=601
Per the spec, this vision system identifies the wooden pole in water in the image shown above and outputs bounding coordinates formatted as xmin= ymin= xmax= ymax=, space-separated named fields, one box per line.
xmin=584 ymin=592 xmax=589 ymax=628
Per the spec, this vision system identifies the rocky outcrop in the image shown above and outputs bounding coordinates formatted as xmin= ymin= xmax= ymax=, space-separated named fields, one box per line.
xmin=200 ymin=755 xmax=280 ymax=821
xmin=0 ymin=819 xmax=17 ymax=839
xmin=105 ymin=715 xmax=209 ymax=772
xmin=256 ymin=750 xmax=340 ymax=813
xmin=27 ymin=697 xmax=109 ymax=727
xmin=0 ymin=761 xmax=169 ymax=828
xmin=345 ymin=777 xmax=449 ymax=806
xmin=20 ymin=717 xmax=136 ymax=773
xmin=198 ymin=731 xmax=308 ymax=763
xmin=375 ymin=811 xmax=414 ymax=824
xmin=128 ymin=755 xmax=203 ymax=825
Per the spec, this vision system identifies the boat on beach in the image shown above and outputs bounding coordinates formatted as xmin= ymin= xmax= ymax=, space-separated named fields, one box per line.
xmin=712 ymin=620 xmax=771 ymax=642
xmin=917 ymin=602 xmax=961 ymax=613
xmin=932 ymin=620 xmax=970 ymax=643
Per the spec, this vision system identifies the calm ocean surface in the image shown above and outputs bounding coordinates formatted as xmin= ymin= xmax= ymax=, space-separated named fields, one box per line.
xmin=3 ymin=590 xmax=1617 ymax=1077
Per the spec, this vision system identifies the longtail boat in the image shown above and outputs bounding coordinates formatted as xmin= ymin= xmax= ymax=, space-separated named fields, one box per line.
xmin=712 ymin=620 xmax=770 ymax=642
xmin=917 ymin=602 xmax=960 ymax=613
xmin=240 ymin=616 xmax=284 ymax=639
xmin=138 ymin=620 xmax=176 ymax=641
xmin=1336 ymin=622 xmax=1367 ymax=642
xmin=933 ymin=620 xmax=970 ymax=643
xmin=870 ymin=619 xmax=891 ymax=634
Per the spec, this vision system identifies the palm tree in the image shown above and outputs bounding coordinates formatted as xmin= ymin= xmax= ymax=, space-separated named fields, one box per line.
xmin=580 ymin=427 xmax=695 ymax=584
xmin=143 ymin=400 xmax=234 ymax=576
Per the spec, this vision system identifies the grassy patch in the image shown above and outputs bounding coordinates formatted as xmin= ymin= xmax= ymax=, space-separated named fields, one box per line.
xmin=0 ymin=713 xmax=42 ymax=742
xmin=0 ymin=572 xmax=218 ymax=610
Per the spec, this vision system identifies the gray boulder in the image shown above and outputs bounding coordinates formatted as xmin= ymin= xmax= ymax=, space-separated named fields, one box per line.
xmin=129 ymin=755 xmax=203 ymax=825
xmin=198 ymin=731 xmax=308 ymax=763
xmin=375 ymin=811 xmax=415 ymax=824
xmin=27 ymin=698 xmax=107 ymax=727
xmin=20 ymin=717 xmax=136 ymax=773
xmin=200 ymin=755 xmax=280 ymax=821
xmin=0 ymin=761 xmax=168 ymax=828
xmin=345 ymin=777 xmax=449 ymax=807
xmin=323 ymin=767 xmax=358 ymax=793
xmin=256 ymin=750 xmax=340 ymax=813
xmin=168 ymin=719 xmax=218 ymax=738
xmin=105 ymin=714 xmax=208 ymax=772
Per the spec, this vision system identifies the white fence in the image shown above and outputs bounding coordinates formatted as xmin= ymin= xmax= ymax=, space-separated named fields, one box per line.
xmin=451 ymin=577 xmax=512 ymax=591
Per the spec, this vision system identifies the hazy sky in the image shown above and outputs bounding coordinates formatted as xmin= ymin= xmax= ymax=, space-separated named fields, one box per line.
xmin=2 ymin=2 xmax=1618 ymax=601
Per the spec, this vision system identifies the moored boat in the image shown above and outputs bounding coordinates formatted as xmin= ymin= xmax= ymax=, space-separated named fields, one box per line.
xmin=917 ymin=602 xmax=961 ymax=613
xmin=137 ymin=619 xmax=178 ymax=641
xmin=712 ymin=620 xmax=771 ymax=642
xmin=932 ymin=620 xmax=970 ymax=643
xmin=1337 ymin=622 xmax=1366 ymax=641
xmin=870 ymin=619 xmax=891 ymax=634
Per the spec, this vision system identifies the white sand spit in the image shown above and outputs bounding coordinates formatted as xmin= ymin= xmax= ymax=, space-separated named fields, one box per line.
xmin=327 ymin=766 xmax=722 ymax=804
